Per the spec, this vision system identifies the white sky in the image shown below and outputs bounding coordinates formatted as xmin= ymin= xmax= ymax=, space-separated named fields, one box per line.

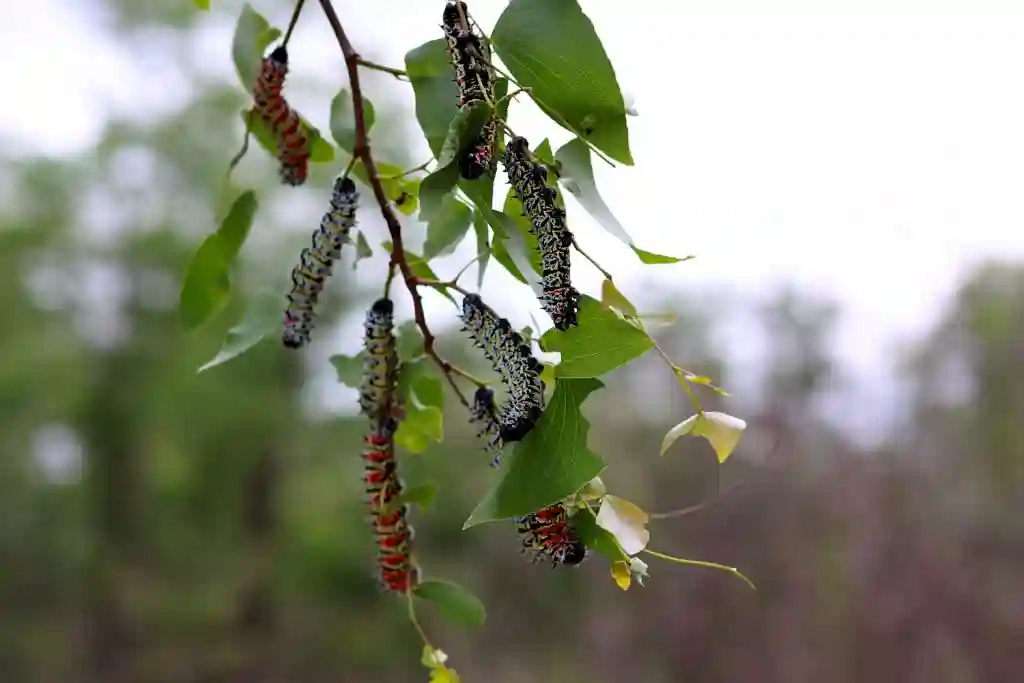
xmin=6 ymin=0 xmax=1024 ymax=443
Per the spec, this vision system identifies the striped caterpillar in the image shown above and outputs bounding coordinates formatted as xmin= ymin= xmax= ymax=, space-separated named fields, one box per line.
xmin=503 ymin=136 xmax=580 ymax=331
xmin=251 ymin=45 xmax=311 ymax=186
xmin=282 ymin=176 xmax=360 ymax=349
xmin=469 ymin=386 xmax=504 ymax=467
xmin=459 ymin=294 xmax=544 ymax=443
xmin=363 ymin=414 xmax=420 ymax=593
xmin=515 ymin=503 xmax=587 ymax=567
xmin=357 ymin=298 xmax=417 ymax=593
xmin=358 ymin=298 xmax=400 ymax=418
xmin=441 ymin=1 xmax=498 ymax=180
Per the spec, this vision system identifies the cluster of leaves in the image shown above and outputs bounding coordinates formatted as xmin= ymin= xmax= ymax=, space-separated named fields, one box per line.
xmin=180 ymin=0 xmax=752 ymax=678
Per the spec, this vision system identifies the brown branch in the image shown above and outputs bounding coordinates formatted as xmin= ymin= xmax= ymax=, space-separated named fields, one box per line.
xmin=318 ymin=0 xmax=468 ymax=409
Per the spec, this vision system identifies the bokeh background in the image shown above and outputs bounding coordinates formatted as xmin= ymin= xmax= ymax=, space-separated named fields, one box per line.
xmin=4 ymin=0 xmax=1024 ymax=681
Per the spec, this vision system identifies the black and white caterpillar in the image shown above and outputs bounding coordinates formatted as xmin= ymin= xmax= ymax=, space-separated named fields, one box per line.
xmin=441 ymin=1 xmax=499 ymax=180
xmin=358 ymin=297 xmax=400 ymax=418
xmin=459 ymin=294 xmax=545 ymax=443
xmin=469 ymin=386 xmax=504 ymax=467
xmin=282 ymin=176 xmax=359 ymax=348
xmin=503 ymin=136 xmax=580 ymax=331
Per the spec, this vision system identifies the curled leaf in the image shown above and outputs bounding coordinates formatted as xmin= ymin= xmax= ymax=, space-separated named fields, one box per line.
xmin=660 ymin=411 xmax=747 ymax=463
xmin=595 ymin=494 xmax=650 ymax=556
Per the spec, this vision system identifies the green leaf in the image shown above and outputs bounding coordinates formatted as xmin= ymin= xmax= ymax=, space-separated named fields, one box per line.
xmin=555 ymin=137 xmax=630 ymax=243
xmin=328 ymin=353 xmax=362 ymax=388
xmin=632 ymin=247 xmax=695 ymax=265
xmin=437 ymin=102 xmax=493 ymax=169
xmin=241 ymin=109 xmax=335 ymax=165
xmin=660 ymin=411 xmax=747 ymax=463
xmin=396 ymin=320 xmax=425 ymax=361
xmin=541 ymin=296 xmax=653 ymax=377
xmin=193 ymin=0 xmax=210 ymax=9
xmin=351 ymin=159 xmax=413 ymax=209
xmin=392 ymin=482 xmax=438 ymax=511
xmin=197 ymin=289 xmax=280 ymax=372
xmin=394 ymin=177 xmax=421 ymax=216
xmin=572 ymin=507 xmax=628 ymax=564
xmin=419 ymin=163 xmax=461 ymax=223
xmin=414 ymin=580 xmax=486 ymax=628
xmin=501 ymin=188 xmax=542 ymax=275
xmin=179 ymin=191 xmax=258 ymax=331
xmin=329 ymin=89 xmax=375 ymax=153
xmin=600 ymin=279 xmax=637 ymax=317
xmin=423 ymin=196 xmax=473 ymax=260
xmin=352 ymin=231 xmax=373 ymax=270
xmin=464 ymin=378 xmax=606 ymax=526
xmin=395 ymin=360 xmax=445 ymax=453
xmin=492 ymin=0 xmax=632 ymax=164
xmin=232 ymin=4 xmax=281 ymax=91
xmin=405 ymin=39 xmax=460 ymax=157
xmin=472 ymin=213 xmax=490 ymax=288
xmin=595 ymin=495 xmax=650 ymax=556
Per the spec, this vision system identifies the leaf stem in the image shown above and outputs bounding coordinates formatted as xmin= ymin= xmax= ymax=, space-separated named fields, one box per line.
xmin=379 ymin=159 xmax=433 ymax=180
xmin=356 ymin=57 xmax=408 ymax=80
xmin=283 ymin=0 xmax=306 ymax=46
xmin=641 ymin=548 xmax=756 ymax=591
xmin=227 ymin=109 xmax=254 ymax=175
xmin=317 ymin=0 xmax=469 ymax=410
xmin=414 ymin=278 xmax=471 ymax=297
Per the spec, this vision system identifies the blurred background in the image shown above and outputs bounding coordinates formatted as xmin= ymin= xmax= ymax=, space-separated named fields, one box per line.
xmin=3 ymin=0 xmax=1023 ymax=681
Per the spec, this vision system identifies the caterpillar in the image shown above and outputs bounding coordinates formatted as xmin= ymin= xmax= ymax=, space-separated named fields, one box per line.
xmin=504 ymin=136 xmax=580 ymax=331
xmin=441 ymin=2 xmax=498 ymax=180
xmin=459 ymin=294 xmax=544 ymax=443
xmin=358 ymin=298 xmax=399 ymax=418
xmin=515 ymin=503 xmax=588 ymax=567
xmin=469 ymin=386 xmax=504 ymax=467
xmin=282 ymin=176 xmax=360 ymax=349
xmin=251 ymin=45 xmax=311 ymax=186
xmin=363 ymin=414 xmax=420 ymax=593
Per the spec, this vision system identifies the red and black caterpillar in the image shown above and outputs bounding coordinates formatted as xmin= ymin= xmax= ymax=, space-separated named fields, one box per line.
xmin=364 ymin=414 xmax=420 ymax=593
xmin=282 ymin=176 xmax=359 ymax=349
xmin=515 ymin=503 xmax=587 ymax=567
xmin=252 ymin=45 xmax=310 ymax=186
xmin=358 ymin=298 xmax=417 ymax=593
xmin=441 ymin=2 xmax=498 ymax=180
xmin=459 ymin=294 xmax=544 ymax=443
xmin=503 ymin=136 xmax=580 ymax=331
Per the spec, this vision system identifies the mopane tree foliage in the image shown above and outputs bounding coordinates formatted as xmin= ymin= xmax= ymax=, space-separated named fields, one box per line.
xmin=182 ymin=0 xmax=752 ymax=676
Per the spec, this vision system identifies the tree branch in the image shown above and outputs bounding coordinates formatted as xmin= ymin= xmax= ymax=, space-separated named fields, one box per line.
xmin=317 ymin=0 xmax=468 ymax=408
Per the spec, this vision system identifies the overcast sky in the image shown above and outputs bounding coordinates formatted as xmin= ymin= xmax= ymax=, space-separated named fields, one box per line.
xmin=6 ymin=0 xmax=1024 ymax=442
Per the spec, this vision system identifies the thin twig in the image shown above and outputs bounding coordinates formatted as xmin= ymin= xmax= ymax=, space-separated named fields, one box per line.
xmin=318 ymin=0 xmax=469 ymax=409
xmin=227 ymin=109 xmax=255 ymax=174
xmin=570 ymin=237 xmax=613 ymax=281
xmin=356 ymin=57 xmax=408 ymax=80
xmin=283 ymin=0 xmax=306 ymax=46
xmin=649 ymin=484 xmax=746 ymax=520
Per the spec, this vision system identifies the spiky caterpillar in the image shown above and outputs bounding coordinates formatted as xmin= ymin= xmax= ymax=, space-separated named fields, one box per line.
xmin=515 ymin=503 xmax=587 ymax=567
xmin=363 ymin=414 xmax=420 ymax=593
xmin=251 ymin=45 xmax=310 ymax=186
xmin=358 ymin=298 xmax=399 ymax=418
xmin=503 ymin=136 xmax=580 ymax=330
xmin=441 ymin=2 xmax=498 ymax=180
xmin=469 ymin=387 xmax=504 ymax=467
xmin=459 ymin=294 xmax=544 ymax=443
xmin=282 ymin=176 xmax=360 ymax=349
